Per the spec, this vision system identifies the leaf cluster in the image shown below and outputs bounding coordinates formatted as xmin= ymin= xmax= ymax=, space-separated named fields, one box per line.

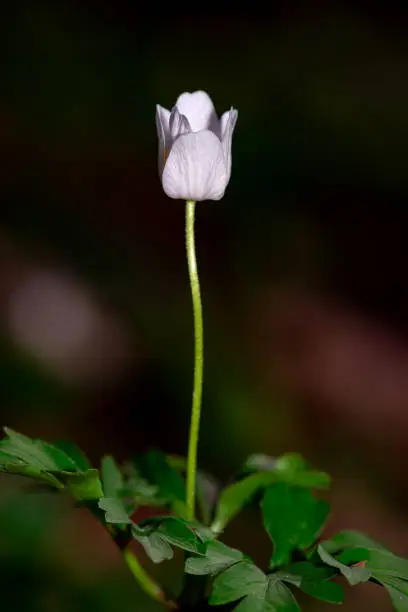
xmin=1 ymin=430 xmax=406 ymax=610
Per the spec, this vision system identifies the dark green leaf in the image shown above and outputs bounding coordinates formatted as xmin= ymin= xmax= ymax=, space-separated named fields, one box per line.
xmin=321 ymin=530 xmax=386 ymax=554
xmin=351 ymin=549 xmax=408 ymax=611
xmin=386 ymin=585 xmax=408 ymax=612
xmin=132 ymin=525 xmax=174 ymax=563
xmin=101 ymin=456 xmax=123 ymax=499
xmin=132 ymin=516 xmax=205 ymax=564
xmin=232 ymin=595 xmax=267 ymax=612
xmin=243 ymin=454 xmax=278 ymax=473
xmin=319 ymin=529 xmax=408 ymax=610
xmin=210 ymin=563 xmax=300 ymax=611
xmin=185 ymin=540 xmax=244 ymax=576
xmin=51 ymin=440 xmax=91 ymax=471
xmin=266 ymin=578 xmax=301 ymax=611
xmin=59 ymin=470 xmax=103 ymax=501
xmin=276 ymin=563 xmax=343 ymax=604
xmin=262 ymin=483 xmax=330 ymax=567
xmin=212 ymin=460 xmax=329 ymax=535
xmin=317 ymin=544 xmax=371 ymax=585
xmin=338 ymin=547 xmax=408 ymax=581
xmin=211 ymin=472 xmax=276 ymax=535
xmin=274 ymin=454 xmax=309 ymax=473
xmin=137 ymin=450 xmax=187 ymax=516
xmin=98 ymin=497 xmax=132 ymax=524
xmin=279 ymin=562 xmax=336 ymax=582
xmin=0 ymin=462 xmax=63 ymax=488
xmin=145 ymin=516 xmax=205 ymax=553
xmin=274 ymin=454 xmax=330 ymax=489
xmin=0 ymin=428 xmax=76 ymax=471
xmin=121 ymin=463 xmax=161 ymax=513
xmin=210 ymin=562 xmax=267 ymax=605
xmin=298 ymin=579 xmax=344 ymax=604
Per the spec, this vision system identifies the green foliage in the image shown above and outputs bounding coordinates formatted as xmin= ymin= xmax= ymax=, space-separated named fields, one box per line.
xmin=211 ymin=453 xmax=330 ymax=535
xmin=1 ymin=429 xmax=408 ymax=611
xmin=136 ymin=450 xmax=187 ymax=516
xmin=185 ymin=540 xmax=244 ymax=576
xmin=317 ymin=530 xmax=408 ymax=610
xmin=0 ymin=427 xmax=102 ymax=501
xmin=210 ymin=563 xmax=300 ymax=611
xmin=99 ymin=497 xmax=132 ymax=524
xmin=262 ymin=483 xmax=330 ymax=567
xmin=132 ymin=516 xmax=206 ymax=563
xmin=275 ymin=563 xmax=344 ymax=604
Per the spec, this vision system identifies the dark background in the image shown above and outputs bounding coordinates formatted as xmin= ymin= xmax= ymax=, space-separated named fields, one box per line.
xmin=1 ymin=1 xmax=408 ymax=609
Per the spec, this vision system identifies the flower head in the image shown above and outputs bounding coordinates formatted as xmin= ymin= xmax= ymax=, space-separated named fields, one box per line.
xmin=156 ymin=91 xmax=238 ymax=202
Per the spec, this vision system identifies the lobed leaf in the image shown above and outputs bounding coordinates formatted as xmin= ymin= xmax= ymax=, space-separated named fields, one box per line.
xmin=262 ymin=483 xmax=330 ymax=567
xmin=185 ymin=540 xmax=244 ymax=576
xmin=211 ymin=455 xmax=330 ymax=535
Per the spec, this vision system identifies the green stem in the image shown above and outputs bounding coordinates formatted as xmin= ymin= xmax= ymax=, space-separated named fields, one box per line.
xmin=185 ymin=200 xmax=204 ymax=521
xmin=123 ymin=547 xmax=176 ymax=608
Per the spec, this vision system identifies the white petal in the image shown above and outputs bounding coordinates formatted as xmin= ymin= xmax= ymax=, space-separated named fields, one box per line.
xmin=162 ymin=130 xmax=228 ymax=201
xmin=156 ymin=105 xmax=171 ymax=174
xmin=175 ymin=91 xmax=219 ymax=134
xmin=169 ymin=107 xmax=192 ymax=141
xmin=220 ymin=108 xmax=238 ymax=178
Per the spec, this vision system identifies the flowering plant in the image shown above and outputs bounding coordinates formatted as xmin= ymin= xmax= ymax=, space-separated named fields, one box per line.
xmin=1 ymin=91 xmax=407 ymax=611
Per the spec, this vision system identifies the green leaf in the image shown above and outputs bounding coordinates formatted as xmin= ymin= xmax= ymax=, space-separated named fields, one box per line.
xmin=212 ymin=457 xmax=330 ymax=535
xmin=51 ymin=440 xmax=91 ymax=471
xmin=136 ymin=450 xmax=187 ymax=516
xmin=210 ymin=562 xmax=267 ymax=605
xmin=59 ymin=470 xmax=103 ymax=501
xmin=185 ymin=540 xmax=244 ymax=576
xmin=319 ymin=529 xmax=408 ymax=611
xmin=120 ymin=463 xmax=161 ymax=513
xmin=322 ymin=530 xmax=386 ymax=553
xmin=210 ymin=563 xmax=300 ymax=611
xmin=266 ymin=578 xmax=301 ymax=612
xmin=0 ymin=429 xmax=102 ymax=501
xmin=0 ymin=428 xmax=76 ymax=471
xmin=274 ymin=454 xmax=309 ymax=473
xmin=338 ymin=547 xmax=408 ymax=580
xmin=297 ymin=579 xmax=344 ymax=604
xmin=132 ymin=525 xmax=174 ymax=563
xmin=386 ymin=585 xmax=408 ymax=612
xmin=145 ymin=516 xmax=205 ymax=553
xmin=98 ymin=497 xmax=132 ymax=524
xmin=317 ymin=544 xmax=371 ymax=585
xmin=276 ymin=563 xmax=343 ymax=604
xmin=262 ymin=483 xmax=330 ymax=567
xmin=211 ymin=472 xmax=270 ymax=534
xmin=242 ymin=454 xmax=278 ymax=473
xmin=279 ymin=562 xmax=336 ymax=582
xmin=132 ymin=516 xmax=205 ymax=564
xmin=350 ymin=549 xmax=408 ymax=611
xmin=0 ymin=462 xmax=63 ymax=488
xmin=101 ymin=456 xmax=124 ymax=499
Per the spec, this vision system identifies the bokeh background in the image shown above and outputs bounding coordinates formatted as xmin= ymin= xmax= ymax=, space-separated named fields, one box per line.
xmin=1 ymin=1 xmax=408 ymax=609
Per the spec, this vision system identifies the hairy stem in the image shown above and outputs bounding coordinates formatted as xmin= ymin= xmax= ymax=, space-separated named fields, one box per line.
xmin=185 ymin=200 xmax=204 ymax=521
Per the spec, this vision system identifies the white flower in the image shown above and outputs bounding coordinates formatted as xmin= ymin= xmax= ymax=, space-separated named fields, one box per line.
xmin=156 ymin=91 xmax=238 ymax=201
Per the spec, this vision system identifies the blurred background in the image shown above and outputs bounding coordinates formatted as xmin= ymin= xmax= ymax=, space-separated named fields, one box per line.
xmin=1 ymin=1 xmax=408 ymax=609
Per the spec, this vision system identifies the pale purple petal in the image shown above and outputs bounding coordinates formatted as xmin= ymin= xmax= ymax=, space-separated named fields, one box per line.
xmin=162 ymin=130 xmax=227 ymax=201
xmin=156 ymin=105 xmax=171 ymax=175
xmin=169 ymin=107 xmax=192 ymax=141
xmin=175 ymin=91 xmax=219 ymax=134
xmin=220 ymin=108 xmax=238 ymax=178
